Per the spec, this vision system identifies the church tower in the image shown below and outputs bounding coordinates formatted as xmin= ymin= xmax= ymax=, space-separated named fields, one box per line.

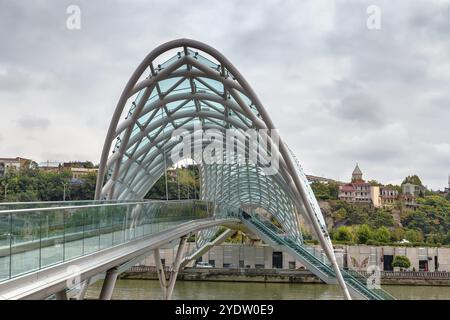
xmin=351 ymin=163 xmax=363 ymax=182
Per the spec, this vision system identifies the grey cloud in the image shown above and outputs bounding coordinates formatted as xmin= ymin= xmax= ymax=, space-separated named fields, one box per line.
xmin=0 ymin=0 xmax=448 ymax=189
xmin=15 ymin=115 xmax=51 ymax=130
xmin=331 ymin=92 xmax=384 ymax=125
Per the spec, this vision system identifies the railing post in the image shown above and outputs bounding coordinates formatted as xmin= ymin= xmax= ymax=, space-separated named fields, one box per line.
xmin=39 ymin=211 xmax=42 ymax=270
xmin=63 ymin=209 xmax=66 ymax=262
xmin=82 ymin=210 xmax=85 ymax=256
xmin=9 ymin=212 xmax=12 ymax=279
xmin=98 ymin=206 xmax=101 ymax=251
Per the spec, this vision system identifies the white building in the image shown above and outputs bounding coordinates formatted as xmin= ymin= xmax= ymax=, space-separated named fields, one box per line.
xmin=0 ymin=157 xmax=32 ymax=177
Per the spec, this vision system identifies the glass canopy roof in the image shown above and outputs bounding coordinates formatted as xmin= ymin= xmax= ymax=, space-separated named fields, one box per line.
xmin=97 ymin=39 xmax=332 ymax=252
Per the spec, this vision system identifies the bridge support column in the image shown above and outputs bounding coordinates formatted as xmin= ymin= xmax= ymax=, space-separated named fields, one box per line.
xmin=55 ymin=290 xmax=68 ymax=300
xmin=154 ymin=248 xmax=168 ymax=299
xmin=99 ymin=267 xmax=119 ymax=300
xmin=166 ymin=235 xmax=188 ymax=300
xmin=77 ymin=278 xmax=91 ymax=300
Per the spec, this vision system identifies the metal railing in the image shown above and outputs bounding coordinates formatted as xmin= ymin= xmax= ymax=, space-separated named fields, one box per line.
xmin=0 ymin=200 xmax=220 ymax=283
xmin=245 ymin=213 xmax=395 ymax=300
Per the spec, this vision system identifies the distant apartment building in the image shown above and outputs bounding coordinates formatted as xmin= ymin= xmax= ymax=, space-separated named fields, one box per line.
xmin=0 ymin=157 xmax=32 ymax=177
xmin=38 ymin=161 xmax=98 ymax=179
xmin=69 ymin=167 xmax=98 ymax=179
xmin=401 ymin=194 xmax=419 ymax=210
xmin=61 ymin=161 xmax=98 ymax=179
xmin=379 ymin=187 xmax=399 ymax=209
xmin=400 ymin=182 xmax=426 ymax=211
xmin=338 ymin=165 xmax=399 ymax=208
xmin=338 ymin=164 xmax=373 ymax=204
xmin=38 ymin=161 xmax=63 ymax=172
xmin=401 ymin=183 xmax=425 ymax=197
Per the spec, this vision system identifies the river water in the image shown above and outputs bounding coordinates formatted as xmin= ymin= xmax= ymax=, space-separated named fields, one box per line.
xmin=85 ymin=279 xmax=450 ymax=300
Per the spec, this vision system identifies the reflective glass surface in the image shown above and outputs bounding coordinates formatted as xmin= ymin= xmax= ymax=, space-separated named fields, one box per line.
xmin=0 ymin=200 xmax=232 ymax=282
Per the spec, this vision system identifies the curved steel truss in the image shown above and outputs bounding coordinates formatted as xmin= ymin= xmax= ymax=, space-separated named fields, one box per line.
xmin=95 ymin=39 xmax=351 ymax=299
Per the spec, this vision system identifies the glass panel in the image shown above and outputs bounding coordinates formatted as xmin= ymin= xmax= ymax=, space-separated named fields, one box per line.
xmin=10 ymin=212 xmax=41 ymax=277
xmin=83 ymin=207 xmax=100 ymax=254
xmin=64 ymin=209 xmax=84 ymax=260
xmin=99 ymin=206 xmax=113 ymax=250
xmin=0 ymin=200 xmax=224 ymax=283
xmin=112 ymin=206 xmax=125 ymax=246
xmin=0 ymin=213 xmax=10 ymax=280
xmin=40 ymin=210 xmax=64 ymax=268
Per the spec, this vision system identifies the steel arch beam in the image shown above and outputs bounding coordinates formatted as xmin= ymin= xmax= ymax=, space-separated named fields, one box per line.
xmin=96 ymin=39 xmax=351 ymax=299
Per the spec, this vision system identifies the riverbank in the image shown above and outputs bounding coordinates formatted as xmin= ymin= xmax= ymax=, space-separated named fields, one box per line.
xmin=121 ymin=266 xmax=450 ymax=286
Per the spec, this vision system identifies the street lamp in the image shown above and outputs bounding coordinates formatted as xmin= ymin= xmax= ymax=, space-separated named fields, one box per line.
xmin=62 ymin=181 xmax=68 ymax=201
xmin=4 ymin=183 xmax=8 ymax=201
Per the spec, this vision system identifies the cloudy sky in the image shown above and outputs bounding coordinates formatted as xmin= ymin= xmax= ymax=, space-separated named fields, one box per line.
xmin=0 ymin=0 xmax=449 ymax=189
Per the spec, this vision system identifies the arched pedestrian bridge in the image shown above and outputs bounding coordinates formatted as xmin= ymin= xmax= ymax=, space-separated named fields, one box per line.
xmin=0 ymin=39 xmax=394 ymax=300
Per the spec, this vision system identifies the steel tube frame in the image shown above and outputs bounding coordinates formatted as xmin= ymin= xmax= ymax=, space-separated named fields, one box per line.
xmin=154 ymin=248 xmax=168 ymax=299
xmin=95 ymin=39 xmax=351 ymax=299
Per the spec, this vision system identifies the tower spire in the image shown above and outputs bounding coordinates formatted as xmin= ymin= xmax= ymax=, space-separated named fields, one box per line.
xmin=351 ymin=163 xmax=363 ymax=182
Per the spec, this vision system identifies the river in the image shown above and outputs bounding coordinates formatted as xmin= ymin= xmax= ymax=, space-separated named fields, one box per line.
xmin=85 ymin=279 xmax=450 ymax=300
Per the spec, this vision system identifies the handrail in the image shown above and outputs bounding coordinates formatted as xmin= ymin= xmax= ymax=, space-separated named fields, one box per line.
xmin=245 ymin=214 xmax=394 ymax=300
xmin=0 ymin=199 xmax=201 ymax=214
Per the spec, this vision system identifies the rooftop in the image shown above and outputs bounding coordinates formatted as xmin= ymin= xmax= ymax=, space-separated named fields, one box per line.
xmin=352 ymin=163 xmax=362 ymax=175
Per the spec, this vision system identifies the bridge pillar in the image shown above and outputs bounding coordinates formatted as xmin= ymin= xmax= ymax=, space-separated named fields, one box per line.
xmin=166 ymin=235 xmax=188 ymax=300
xmin=55 ymin=290 xmax=68 ymax=300
xmin=99 ymin=267 xmax=119 ymax=300
xmin=76 ymin=278 xmax=91 ymax=300
xmin=154 ymin=248 xmax=168 ymax=299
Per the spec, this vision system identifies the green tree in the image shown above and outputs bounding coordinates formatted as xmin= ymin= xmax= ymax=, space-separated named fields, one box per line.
xmin=311 ymin=182 xmax=340 ymax=201
xmin=333 ymin=226 xmax=354 ymax=242
xmin=374 ymin=226 xmax=391 ymax=243
xmin=401 ymin=196 xmax=450 ymax=239
xmin=392 ymin=255 xmax=411 ymax=269
xmin=333 ymin=207 xmax=347 ymax=224
xmin=328 ymin=182 xmax=340 ymax=200
xmin=404 ymin=229 xmax=424 ymax=243
xmin=391 ymin=227 xmax=406 ymax=242
xmin=368 ymin=180 xmax=382 ymax=186
xmin=402 ymin=175 xmax=423 ymax=187
xmin=369 ymin=209 xmax=395 ymax=228
xmin=356 ymin=224 xmax=372 ymax=244
xmin=68 ymin=172 xmax=97 ymax=200
xmin=310 ymin=182 xmax=330 ymax=200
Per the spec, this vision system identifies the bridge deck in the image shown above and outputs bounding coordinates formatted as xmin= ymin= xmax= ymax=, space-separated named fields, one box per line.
xmin=0 ymin=217 xmax=239 ymax=299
